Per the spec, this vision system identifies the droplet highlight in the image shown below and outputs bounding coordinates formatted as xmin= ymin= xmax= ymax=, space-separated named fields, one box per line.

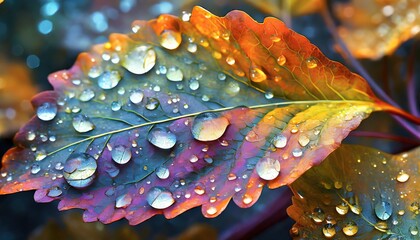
xmin=147 ymin=187 xmax=175 ymax=209
xmin=191 ymin=112 xmax=230 ymax=141
xmin=256 ymin=157 xmax=280 ymax=180
xmin=63 ymin=153 xmax=97 ymax=188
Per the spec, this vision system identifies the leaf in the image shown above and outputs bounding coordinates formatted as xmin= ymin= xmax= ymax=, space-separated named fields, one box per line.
xmin=0 ymin=7 xmax=388 ymax=225
xmin=287 ymin=145 xmax=420 ymax=239
xmin=245 ymin=0 xmax=326 ymax=17
xmin=334 ymin=0 xmax=420 ymax=59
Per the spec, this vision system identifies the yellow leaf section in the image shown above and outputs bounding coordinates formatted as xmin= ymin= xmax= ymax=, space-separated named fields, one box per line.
xmin=245 ymin=0 xmax=325 ymax=17
xmin=335 ymin=0 xmax=420 ymax=59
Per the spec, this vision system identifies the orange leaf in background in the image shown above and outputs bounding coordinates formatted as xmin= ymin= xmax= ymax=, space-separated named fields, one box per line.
xmin=334 ymin=0 xmax=420 ymax=59
xmin=0 ymin=59 xmax=37 ymax=137
xmin=245 ymin=0 xmax=325 ymax=17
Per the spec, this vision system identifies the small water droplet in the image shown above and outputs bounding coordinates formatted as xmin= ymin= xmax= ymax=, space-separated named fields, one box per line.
xmin=409 ymin=226 xmax=419 ymax=236
xmin=189 ymin=155 xmax=199 ymax=163
xmin=250 ymin=67 xmax=267 ymax=82
xmin=226 ymin=56 xmax=235 ymax=65
xmin=265 ymin=91 xmax=274 ymax=99
xmin=145 ymin=97 xmax=160 ymax=110
xmin=256 ymin=157 xmax=280 ymax=180
xmin=396 ymin=171 xmax=410 ymax=183
xmin=272 ymin=134 xmax=287 ymax=148
xmin=225 ymin=81 xmax=240 ymax=96
xmin=166 ymin=66 xmax=183 ymax=81
xmin=342 ymin=221 xmax=358 ymax=236
xmin=292 ymin=148 xmax=303 ymax=157
xmin=111 ymin=101 xmax=121 ymax=111
xmin=31 ymin=164 xmax=41 ymax=174
xmin=191 ymin=112 xmax=230 ymax=141
xmin=242 ymin=194 xmax=253 ymax=205
xmin=156 ymin=166 xmax=170 ymax=179
xmin=63 ymin=153 xmax=97 ymax=188
xmin=129 ymin=91 xmax=144 ymax=104
xmin=206 ymin=206 xmax=217 ymax=215
xmin=122 ymin=45 xmax=156 ymax=74
xmin=311 ymin=207 xmax=326 ymax=223
xmin=115 ymin=193 xmax=132 ymax=208
xmin=322 ymin=223 xmax=336 ymax=238
xmin=194 ymin=183 xmax=205 ymax=195
xmin=227 ymin=173 xmax=237 ymax=181
xmin=47 ymin=186 xmax=63 ymax=197
xmin=111 ymin=145 xmax=132 ymax=164
xmin=277 ymin=55 xmax=286 ymax=66
xmin=189 ymin=78 xmax=200 ymax=90
xmin=187 ymin=43 xmax=197 ymax=53
xmin=160 ymin=30 xmax=182 ymax=50
xmin=147 ymin=127 xmax=177 ymax=149
xmin=37 ymin=102 xmax=58 ymax=121
xmin=27 ymin=131 xmax=36 ymax=141
xmin=72 ymin=115 xmax=95 ymax=133
xmin=98 ymin=70 xmax=121 ymax=89
xmin=147 ymin=187 xmax=175 ymax=209
xmin=305 ymin=57 xmax=318 ymax=69
xmin=375 ymin=201 xmax=393 ymax=220
xmin=218 ymin=73 xmax=226 ymax=81
xmin=88 ymin=65 xmax=103 ymax=78
xmin=79 ymin=89 xmax=95 ymax=102
xmin=298 ymin=135 xmax=310 ymax=147
xmin=35 ymin=149 xmax=47 ymax=161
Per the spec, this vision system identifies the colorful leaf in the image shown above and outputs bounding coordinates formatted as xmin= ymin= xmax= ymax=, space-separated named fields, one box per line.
xmin=245 ymin=0 xmax=325 ymax=17
xmin=287 ymin=145 xmax=420 ymax=239
xmin=334 ymin=0 xmax=420 ymax=59
xmin=0 ymin=7 xmax=389 ymax=225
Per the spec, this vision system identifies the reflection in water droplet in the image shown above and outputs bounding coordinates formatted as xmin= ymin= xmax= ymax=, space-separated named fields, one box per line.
xmin=305 ymin=57 xmax=318 ymax=69
xmin=194 ymin=183 xmax=205 ymax=195
xmin=256 ymin=157 xmax=280 ymax=180
xmin=226 ymin=56 xmax=235 ymax=65
xmin=272 ymin=134 xmax=287 ymax=148
xmin=189 ymin=78 xmax=199 ymax=90
xmin=145 ymin=97 xmax=160 ymax=110
xmin=122 ymin=45 xmax=156 ymax=74
xmin=98 ymin=70 xmax=121 ymax=90
xmin=115 ymin=194 xmax=132 ymax=208
xmin=292 ymin=148 xmax=303 ymax=157
xmin=250 ymin=67 xmax=267 ymax=82
xmin=147 ymin=187 xmax=175 ymax=209
xmin=31 ymin=164 xmax=41 ymax=174
xmin=218 ymin=73 xmax=226 ymax=81
xmin=156 ymin=166 xmax=170 ymax=179
xmin=147 ymin=127 xmax=177 ymax=149
xmin=166 ymin=66 xmax=183 ymax=81
xmin=37 ymin=102 xmax=58 ymax=121
xmin=130 ymin=91 xmax=144 ymax=104
xmin=311 ymin=207 xmax=326 ymax=223
xmin=298 ymin=135 xmax=310 ymax=147
xmin=111 ymin=145 xmax=132 ymax=164
xmin=189 ymin=155 xmax=199 ymax=163
xmin=322 ymin=223 xmax=336 ymax=238
xmin=160 ymin=30 xmax=182 ymax=50
xmin=191 ymin=112 xmax=230 ymax=141
xmin=63 ymin=153 xmax=97 ymax=188
xmin=277 ymin=55 xmax=286 ymax=66
xmin=35 ymin=149 xmax=47 ymax=161
xmin=375 ymin=201 xmax=393 ymax=220
xmin=410 ymin=226 xmax=419 ymax=236
xmin=342 ymin=221 xmax=358 ymax=236
xmin=79 ymin=89 xmax=95 ymax=102
xmin=72 ymin=114 xmax=95 ymax=133
xmin=396 ymin=171 xmax=410 ymax=183
xmin=206 ymin=206 xmax=217 ymax=215
xmin=336 ymin=202 xmax=349 ymax=215
xmin=47 ymin=186 xmax=63 ymax=197
xmin=187 ymin=43 xmax=197 ymax=53
xmin=265 ymin=91 xmax=274 ymax=99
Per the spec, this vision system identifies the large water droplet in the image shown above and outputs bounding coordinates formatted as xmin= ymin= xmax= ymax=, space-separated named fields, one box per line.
xmin=147 ymin=127 xmax=177 ymax=149
xmin=147 ymin=187 xmax=175 ymax=209
xmin=129 ymin=91 xmax=144 ymax=104
xmin=115 ymin=193 xmax=132 ymax=208
xmin=272 ymin=134 xmax=287 ymax=148
xmin=37 ymin=102 xmax=58 ymax=121
xmin=63 ymin=153 xmax=97 ymax=188
xmin=72 ymin=115 xmax=95 ymax=133
xmin=322 ymin=223 xmax=336 ymax=238
xmin=242 ymin=194 xmax=253 ymax=205
xmin=375 ymin=201 xmax=393 ymax=220
xmin=166 ymin=66 xmax=183 ymax=81
xmin=111 ymin=145 xmax=132 ymax=164
xmin=311 ymin=207 xmax=326 ymax=223
xmin=145 ymin=97 xmax=160 ymax=110
xmin=342 ymin=221 xmax=358 ymax=236
xmin=250 ymin=67 xmax=267 ymax=82
xmin=256 ymin=157 xmax=280 ymax=180
xmin=336 ymin=202 xmax=349 ymax=215
xmin=191 ymin=112 xmax=230 ymax=141
xmin=156 ymin=166 xmax=170 ymax=179
xmin=123 ymin=45 xmax=156 ymax=74
xmin=98 ymin=70 xmax=121 ymax=90
xmin=160 ymin=30 xmax=182 ymax=50
xmin=396 ymin=171 xmax=410 ymax=183
xmin=206 ymin=206 xmax=217 ymax=215
xmin=47 ymin=186 xmax=63 ymax=197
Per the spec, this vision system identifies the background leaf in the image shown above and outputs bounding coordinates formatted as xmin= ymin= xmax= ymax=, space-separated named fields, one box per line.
xmin=0 ymin=7 xmax=383 ymax=225
xmin=287 ymin=145 xmax=420 ymax=239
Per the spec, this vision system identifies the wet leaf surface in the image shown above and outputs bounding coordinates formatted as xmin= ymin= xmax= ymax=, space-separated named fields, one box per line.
xmin=0 ymin=7 xmax=386 ymax=225
xmin=287 ymin=145 xmax=420 ymax=239
xmin=245 ymin=0 xmax=325 ymax=17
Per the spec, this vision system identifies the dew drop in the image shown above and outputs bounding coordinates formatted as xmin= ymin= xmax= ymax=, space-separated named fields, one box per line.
xmin=336 ymin=202 xmax=349 ymax=215
xmin=298 ymin=135 xmax=310 ymax=147
xmin=277 ymin=55 xmax=286 ymax=66
xmin=322 ymin=223 xmax=336 ymax=238
xmin=147 ymin=127 xmax=177 ymax=149
xmin=226 ymin=56 xmax=235 ymax=65
xmin=342 ymin=221 xmax=358 ymax=236
xmin=194 ymin=183 xmax=205 ymax=195
xmin=111 ymin=101 xmax=121 ymax=111
xmin=156 ymin=166 xmax=170 ymax=179
xmin=206 ymin=206 xmax=217 ymax=215
xmin=111 ymin=145 xmax=132 ymax=164
xmin=191 ymin=112 xmax=230 ymax=141
xmin=47 ymin=186 xmax=63 ymax=197
xmin=166 ymin=66 xmax=183 ymax=81
xmin=272 ymin=134 xmax=287 ymax=148
xmin=305 ymin=57 xmax=318 ymax=69
xmin=265 ymin=91 xmax=274 ymax=99
xmin=115 ymin=193 xmax=132 ymax=208
xmin=147 ymin=187 xmax=175 ymax=209
xmin=79 ymin=89 xmax=95 ymax=102
xmin=129 ymin=91 xmax=144 ymax=104
xmin=410 ymin=226 xmax=419 ymax=236
xmin=98 ymin=70 xmax=121 ymax=90
xmin=189 ymin=79 xmax=200 ymax=90
xmin=187 ymin=43 xmax=197 ymax=53
xmin=145 ymin=97 xmax=160 ymax=110
xmin=292 ymin=148 xmax=303 ymax=157
xmin=242 ymin=194 xmax=253 ymax=205
xmin=189 ymin=155 xmax=199 ymax=163
xmin=311 ymin=207 xmax=326 ymax=223
xmin=37 ymin=102 xmax=58 ymax=121
xmin=160 ymin=30 xmax=182 ymax=50
xmin=55 ymin=162 xmax=64 ymax=171
xmin=375 ymin=201 xmax=393 ymax=220
xmin=227 ymin=173 xmax=237 ymax=181
xmin=72 ymin=114 xmax=95 ymax=133
xmin=217 ymin=73 xmax=226 ymax=81
xmin=35 ymin=149 xmax=47 ymax=161
xmin=396 ymin=171 xmax=410 ymax=183
xmin=225 ymin=81 xmax=240 ymax=95
xmin=27 ymin=131 xmax=36 ymax=141
xmin=122 ymin=45 xmax=156 ymax=74
xmin=250 ymin=67 xmax=267 ymax=82
xmin=63 ymin=153 xmax=97 ymax=189
xmin=31 ymin=164 xmax=41 ymax=174
xmin=256 ymin=157 xmax=280 ymax=180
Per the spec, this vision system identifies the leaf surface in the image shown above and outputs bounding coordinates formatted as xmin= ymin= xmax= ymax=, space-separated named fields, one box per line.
xmin=245 ymin=0 xmax=325 ymax=17
xmin=0 ymin=7 xmax=385 ymax=224
xmin=287 ymin=145 xmax=420 ymax=239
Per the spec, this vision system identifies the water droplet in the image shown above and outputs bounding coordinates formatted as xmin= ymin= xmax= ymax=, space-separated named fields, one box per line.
xmin=277 ymin=55 xmax=286 ymax=66
xmin=55 ymin=162 xmax=64 ymax=171
xmin=265 ymin=91 xmax=274 ymax=99
xmin=396 ymin=171 xmax=410 ymax=183
xmin=322 ymin=223 xmax=336 ymax=238
xmin=88 ymin=65 xmax=103 ymax=78
xmin=298 ymin=135 xmax=310 ymax=147
xmin=63 ymin=153 xmax=97 ymax=188
xmin=342 ymin=221 xmax=358 ymax=236
xmin=292 ymin=148 xmax=303 ymax=157
xmin=31 ymin=164 xmax=41 ymax=174
xmin=37 ymin=102 xmax=58 ymax=121
xmin=166 ymin=66 xmax=183 ymax=81
xmin=156 ymin=166 xmax=170 ymax=179
xmin=98 ymin=70 xmax=121 ymax=90
xmin=256 ymin=157 xmax=280 ymax=180
xmin=226 ymin=56 xmax=235 ymax=65
xmin=336 ymin=202 xmax=349 ymax=215
xmin=305 ymin=57 xmax=318 ymax=69
xmin=375 ymin=201 xmax=393 ymax=220
xmin=145 ymin=97 xmax=160 ymax=110
xmin=79 ymin=89 xmax=95 ymax=102
xmin=35 ymin=149 xmax=47 ymax=161
xmin=160 ymin=30 xmax=182 ymax=50
xmin=181 ymin=11 xmax=191 ymax=21
xmin=311 ymin=207 xmax=325 ymax=223
xmin=111 ymin=145 xmax=132 ymax=164
xmin=206 ymin=206 xmax=217 ymax=215
xmin=218 ymin=73 xmax=226 ymax=81
xmin=194 ymin=183 xmax=205 ymax=195
xmin=122 ymin=45 xmax=156 ymax=74
xmin=147 ymin=187 xmax=175 ymax=209
xmin=409 ymin=226 xmax=419 ymax=236
xmin=47 ymin=186 xmax=63 ymax=197
xmin=189 ymin=155 xmax=199 ymax=163
xmin=189 ymin=79 xmax=200 ymax=90
xmin=242 ymin=194 xmax=253 ymax=205
xmin=72 ymin=115 xmax=95 ymax=133
xmin=129 ymin=91 xmax=144 ymax=104
xmin=115 ymin=194 xmax=132 ymax=208
xmin=27 ymin=131 xmax=36 ymax=141
xmin=272 ymin=134 xmax=287 ymax=148
xmin=147 ymin=127 xmax=177 ymax=149
xmin=225 ymin=81 xmax=240 ymax=95
xmin=187 ymin=43 xmax=197 ymax=53
xmin=111 ymin=101 xmax=121 ymax=111
xmin=191 ymin=112 xmax=230 ymax=141
xmin=250 ymin=67 xmax=267 ymax=82
xmin=227 ymin=173 xmax=237 ymax=181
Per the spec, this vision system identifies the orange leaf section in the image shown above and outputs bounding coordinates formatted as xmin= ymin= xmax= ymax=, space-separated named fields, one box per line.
xmin=246 ymin=0 xmax=325 ymax=17
xmin=335 ymin=0 xmax=420 ymax=59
